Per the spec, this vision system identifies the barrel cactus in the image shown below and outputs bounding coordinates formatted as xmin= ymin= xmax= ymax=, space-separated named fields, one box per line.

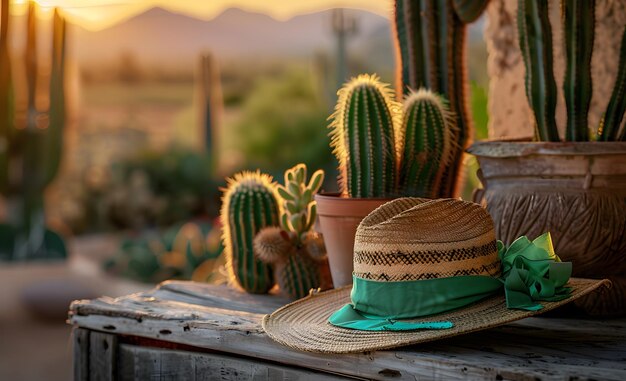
xmin=399 ymin=89 xmax=456 ymax=198
xmin=220 ymin=171 xmax=280 ymax=294
xmin=329 ymin=75 xmax=459 ymax=199
xmin=253 ymin=164 xmax=328 ymax=299
xmin=329 ymin=74 xmax=400 ymax=198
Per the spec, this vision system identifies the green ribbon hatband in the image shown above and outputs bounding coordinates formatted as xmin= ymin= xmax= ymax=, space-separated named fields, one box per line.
xmin=328 ymin=233 xmax=573 ymax=331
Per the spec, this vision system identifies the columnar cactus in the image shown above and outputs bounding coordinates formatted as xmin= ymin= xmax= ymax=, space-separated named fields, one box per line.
xmin=517 ymin=0 xmax=559 ymax=142
xmin=253 ymin=164 xmax=328 ymax=299
xmin=562 ymin=0 xmax=594 ymax=141
xmin=393 ymin=0 xmax=490 ymax=196
xmin=329 ymin=74 xmax=400 ymax=198
xmin=0 ymin=1 xmax=68 ymax=260
xmin=517 ymin=0 xmax=626 ymax=142
xmin=220 ymin=171 xmax=280 ymax=294
xmin=399 ymin=89 xmax=456 ymax=198
xmin=197 ymin=53 xmax=222 ymax=160
xmin=599 ymin=27 xmax=626 ymax=141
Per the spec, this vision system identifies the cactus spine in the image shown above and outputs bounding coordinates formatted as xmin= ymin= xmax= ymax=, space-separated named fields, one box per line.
xmin=517 ymin=0 xmax=559 ymax=142
xmin=0 ymin=1 xmax=67 ymax=260
xmin=220 ymin=171 xmax=279 ymax=294
xmin=329 ymin=74 xmax=400 ymax=198
xmin=253 ymin=164 xmax=328 ymax=299
xmin=599 ymin=27 xmax=626 ymax=141
xmin=399 ymin=89 xmax=456 ymax=198
xmin=562 ymin=0 xmax=594 ymax=141
xmin=393 ymin=0 xmax=489 ymax=197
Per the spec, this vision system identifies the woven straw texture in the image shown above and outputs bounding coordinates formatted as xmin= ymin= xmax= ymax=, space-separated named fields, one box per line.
xmin=354 ymin=198 xmax=500 ymax=281
xmin=262 ymin=278 xmax=610 ymax=353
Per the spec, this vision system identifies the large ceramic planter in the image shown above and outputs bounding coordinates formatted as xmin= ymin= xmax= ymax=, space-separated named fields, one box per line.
xmin=468 ymin=142 xmax=626 ymax=316
xmin=315 ymin=194 xmax=389 ymax=288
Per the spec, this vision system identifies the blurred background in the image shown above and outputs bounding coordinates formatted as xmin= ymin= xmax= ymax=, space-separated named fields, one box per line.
xmin=0 ymin=1 xmax=488 ymax=379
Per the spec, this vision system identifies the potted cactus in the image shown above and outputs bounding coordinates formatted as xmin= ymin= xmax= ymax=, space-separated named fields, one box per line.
xmin=253 ymin=164 xmax=330 ymax=299
xmin=468 ymin=0 xmax=626 ymax=316
xmin=220 ymin=165 xmax=330 ymax=297
xmin=316 ymin=74 xmax=457 ymax=287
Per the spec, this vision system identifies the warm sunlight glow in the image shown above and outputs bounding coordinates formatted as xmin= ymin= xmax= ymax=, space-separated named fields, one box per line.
xmin=11 ymin=0 xmax=389 ymax=31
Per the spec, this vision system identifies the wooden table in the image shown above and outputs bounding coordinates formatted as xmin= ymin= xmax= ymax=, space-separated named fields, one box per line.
xmin=68 ymin=281 xmax=626 ymax=381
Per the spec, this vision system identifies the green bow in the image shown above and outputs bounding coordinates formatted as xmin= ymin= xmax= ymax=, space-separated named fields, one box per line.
xmin=498 ymin=232 xmax=572 ymax=311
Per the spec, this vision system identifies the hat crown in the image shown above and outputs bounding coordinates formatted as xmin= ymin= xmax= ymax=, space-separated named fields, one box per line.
xmin=353 ymin=198 xmax=500 ymax=282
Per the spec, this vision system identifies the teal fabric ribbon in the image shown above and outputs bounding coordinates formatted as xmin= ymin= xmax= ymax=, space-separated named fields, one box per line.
xmin=328 ymin=232 xmax=573 ymax=331
xmin=499 ymin=232 xmax=572 ymax=311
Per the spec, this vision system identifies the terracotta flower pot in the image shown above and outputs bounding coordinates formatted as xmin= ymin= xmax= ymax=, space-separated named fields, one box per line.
xmin=469 ymin=141 xmax=626 ymax=316
xmin=315 ymin=193 xmax=390 ymax=288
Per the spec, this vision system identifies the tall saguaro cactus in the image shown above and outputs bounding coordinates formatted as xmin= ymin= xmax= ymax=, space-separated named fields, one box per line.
xmin=393 ymin=0 xmax=490 ymax=197
xmin=0 ymin=1 xmax=68 ymax=261
xmin=197 ymin=53 xmax=222 ymax=162
xmin=220 ymin=171 xmax=280 ymax=294
xmin=329 ymin=74 xmax=400 ymax=198
xmin=0 ymin=0 xmax=13 ymax=193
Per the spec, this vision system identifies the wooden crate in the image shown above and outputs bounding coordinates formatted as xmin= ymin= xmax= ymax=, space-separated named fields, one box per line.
xmin=69 ymin=281 xmax=626 ymax=380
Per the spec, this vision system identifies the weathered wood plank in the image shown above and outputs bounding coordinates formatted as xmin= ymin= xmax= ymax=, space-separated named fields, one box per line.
xmin=157 ymin=281 xmax=290 ymax=313
xmin=73 ymin=328 xmax=90 ymax=381
xmin=69 ymin=282 xmax=626 ymax=381
xmin=89 ymin=331 xmax=118 ymax=381
xmin=117 ymin=344 xmax=348 ymax=381
xmin=71 ymin=313 xmax=626 ymax=381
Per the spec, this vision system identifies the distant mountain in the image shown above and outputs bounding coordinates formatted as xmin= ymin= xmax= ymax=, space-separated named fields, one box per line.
xmin=73 ymin=7 xmax=392 ymax=68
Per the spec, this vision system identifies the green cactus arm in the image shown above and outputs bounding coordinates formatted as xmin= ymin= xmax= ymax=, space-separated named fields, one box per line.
xmin=307 ymin=170 xmax=324 ymax=193
xmin=562 ymin=0 xmax=594 ymax=142
xmin=452 ymin=0 xmax=490 ymax=24
xmin=295 ymin=164 xmax=305 ymax=183
xmin=276 ymin=185 xmax=294 ymax=201
xmin=518 ymin=0 xmax=560 ymax=142
xmin=43 ymin=9 xmax=67 ymax=186
xmin=280 ymin=213 xmax=289 ymax=231
xmin=305 ymin=202 xmax=317 ymax=232
xmin=394 ymin=0 xmax=430 ymax=97
xmin=437 ymin=4 xmax=471 ymax=197
xmin=599 ymin=27 xmax=626 ymax=141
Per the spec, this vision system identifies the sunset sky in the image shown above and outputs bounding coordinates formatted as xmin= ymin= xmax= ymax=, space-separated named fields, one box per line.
xmin=11 ymin=0 xmax=389 ymax=30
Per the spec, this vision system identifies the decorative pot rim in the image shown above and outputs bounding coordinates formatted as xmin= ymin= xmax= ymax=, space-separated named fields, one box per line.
xmin=315 ymin=193 xmax=393 ymax=217
xmin=315 ymin=192 xmax=395 ymax=202
xmin=467 ymin=141 xmax=626 ymax=158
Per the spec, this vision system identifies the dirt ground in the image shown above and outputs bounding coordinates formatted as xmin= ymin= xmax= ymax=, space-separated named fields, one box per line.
xmin=0 ymin=236 xmax=151 ymax=381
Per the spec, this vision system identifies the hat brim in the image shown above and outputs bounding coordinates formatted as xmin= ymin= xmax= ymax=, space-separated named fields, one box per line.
xmin=262 ymin=277 xmax=610 ymax=354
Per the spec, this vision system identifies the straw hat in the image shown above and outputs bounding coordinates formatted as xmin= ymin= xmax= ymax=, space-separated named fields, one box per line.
xmin=262 ymin=198 xmax=609 ymax=353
